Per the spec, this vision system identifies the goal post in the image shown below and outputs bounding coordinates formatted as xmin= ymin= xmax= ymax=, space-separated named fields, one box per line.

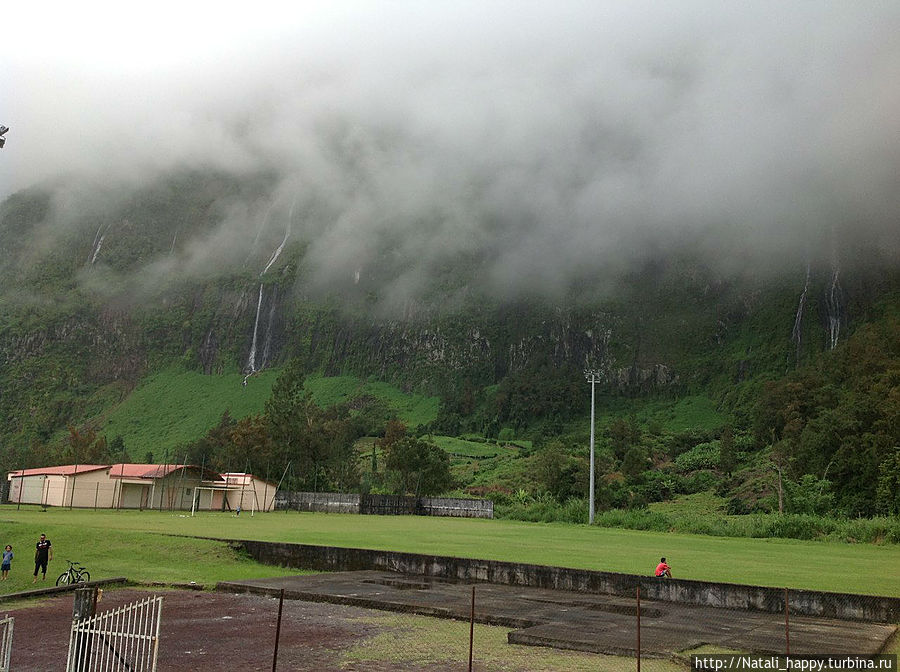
xmin=190 ymin=486 xmax=229 ymax=516
xmin=190 ymin=484 xmax=264 ymax=516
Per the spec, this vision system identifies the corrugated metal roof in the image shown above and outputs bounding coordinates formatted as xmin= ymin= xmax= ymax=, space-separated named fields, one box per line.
xmin=8 ymin=465 xmax=109 ymax=477
xmin=108 ymin=464 xmax=189 ymax=479
xmin=8 ymin=463 xmax=228 ymax=482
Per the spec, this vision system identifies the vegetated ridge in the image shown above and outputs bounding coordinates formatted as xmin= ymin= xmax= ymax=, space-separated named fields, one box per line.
xmin=1 ymin=171 xmax=898 ymax=527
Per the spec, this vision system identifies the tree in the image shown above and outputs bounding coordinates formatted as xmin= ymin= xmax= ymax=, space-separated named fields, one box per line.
xmin=382 ymin=419 xmax=407 ymax=450
xmin=769 ymin=438 xmax=795 ymax=515
xmin=608 ymin=417 xmax=642 ymax=459
xmin=719 ymin=425 xmax=737 ymax=477
xmin=622 ymin=446 xmax=650 ymax=479
xmin=384 ymin=437 xmax=453 ymax=496
xmin=223 ymin=414 xmax=275 ymax=476
xmin=265 ymin=358 xmax=359 ymax=491
xmin=108 ymin=435 xmax=129 ymax=463
xmin=63 ymin=425 xmax=109 ymax=465
xmin=875 ymin=448 xmax=900 ymax=515
xmin=784 ymin=474 xmax=834 ymax=515
xmin=532 ymin=440 xmax=588 ymax=501
xmin=186 ymin=411 xmax=236 ymax=471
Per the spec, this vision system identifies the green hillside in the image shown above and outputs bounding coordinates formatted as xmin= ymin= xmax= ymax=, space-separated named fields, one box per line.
xmin=102 ymin=367 xmax=280 ymax=458
xmin=1 ymin=174 xmax=899 ymax=528
xmin=99 ymin=367 xmax=439 ymax=458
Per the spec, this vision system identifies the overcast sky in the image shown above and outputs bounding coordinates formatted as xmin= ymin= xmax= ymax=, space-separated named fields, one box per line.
xmin=2 ymin=1 xmax=899 ymax=304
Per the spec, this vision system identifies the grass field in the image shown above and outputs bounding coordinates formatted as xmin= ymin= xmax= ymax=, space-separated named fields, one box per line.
xmin=2 ymin=506 xmax=898 ymax=597
xmin=0 ymin=515 xmax=302 ymax=596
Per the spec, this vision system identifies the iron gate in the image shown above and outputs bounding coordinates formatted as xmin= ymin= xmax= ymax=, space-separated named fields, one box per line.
xmin=67 ymin=595 xmax=163 ymax=672
xmin=0 ymin=615 xmax=12 ymax=672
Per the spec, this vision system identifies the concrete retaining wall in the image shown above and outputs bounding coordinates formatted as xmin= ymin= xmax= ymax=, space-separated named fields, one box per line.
xmin=274 ymin=492 xmax=493 ymax=518
xmin=230 ymin=539 xmax=900 ymax=623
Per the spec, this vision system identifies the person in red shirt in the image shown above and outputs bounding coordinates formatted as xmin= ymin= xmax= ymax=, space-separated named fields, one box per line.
xmin=655 ymin=557 xmax=671 ymax=578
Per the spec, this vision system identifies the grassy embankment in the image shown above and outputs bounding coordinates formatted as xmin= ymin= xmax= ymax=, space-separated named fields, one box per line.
xmin=2 ymin=507 xmax=899 ymax=597
xmin=101 ymin=366 xmax=440 ymax=456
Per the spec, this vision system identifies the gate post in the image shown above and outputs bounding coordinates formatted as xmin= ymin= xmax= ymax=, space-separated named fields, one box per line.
xmin=71 ymin=586 xmax=98 ymax=671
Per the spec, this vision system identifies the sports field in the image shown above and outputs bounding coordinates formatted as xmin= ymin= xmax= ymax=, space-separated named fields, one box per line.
xmin=2 ymin=505 xmax=898 ymax=597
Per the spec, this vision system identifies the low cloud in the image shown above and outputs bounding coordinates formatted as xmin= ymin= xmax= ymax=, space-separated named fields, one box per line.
xmin=3 ymin=2 xmax=898 ymax=308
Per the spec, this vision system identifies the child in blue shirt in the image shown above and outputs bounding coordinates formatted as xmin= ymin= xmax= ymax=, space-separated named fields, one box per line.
xmin=1 ymin=545 xmax=12 ymax=580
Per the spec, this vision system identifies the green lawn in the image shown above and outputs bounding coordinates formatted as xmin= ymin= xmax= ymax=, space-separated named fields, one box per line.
xmin=0 ymin=511 xmax=302 ymax=594
xmin=3 ymin=506 xmax=898 ymax=597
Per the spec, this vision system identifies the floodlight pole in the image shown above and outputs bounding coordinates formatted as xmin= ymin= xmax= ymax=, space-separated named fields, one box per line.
xmin=584 ymin=368 xmax=602 ymax=525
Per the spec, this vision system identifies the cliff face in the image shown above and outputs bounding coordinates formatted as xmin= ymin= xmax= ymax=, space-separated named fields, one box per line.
xmin=1 ymin=172 xmax=896 ymax=452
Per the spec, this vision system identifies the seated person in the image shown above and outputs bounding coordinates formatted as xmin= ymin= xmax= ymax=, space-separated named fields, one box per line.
xmin=655 ymin=557 xmax=672 ymax=578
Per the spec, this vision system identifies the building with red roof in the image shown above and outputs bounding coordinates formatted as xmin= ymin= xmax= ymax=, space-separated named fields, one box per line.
xmin=7 ymin=463 xmax=229 ymax=510
xmin=8 ymin=465 xmax=113 ymax=508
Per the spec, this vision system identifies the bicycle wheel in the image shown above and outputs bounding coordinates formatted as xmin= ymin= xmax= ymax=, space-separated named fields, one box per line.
xmin=78 ymin=571 xmax=90 ymax=583
xmin=56 ymin=572 xmax=71 ymax=586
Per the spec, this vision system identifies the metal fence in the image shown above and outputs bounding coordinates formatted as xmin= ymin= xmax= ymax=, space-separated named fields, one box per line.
xmin=274 ymin=491 xmax=494 ymax=518
xmin=67 ymin=595 xmax=163 ymax=672
xmin=0 ymin=616 xmax=12 ymax=672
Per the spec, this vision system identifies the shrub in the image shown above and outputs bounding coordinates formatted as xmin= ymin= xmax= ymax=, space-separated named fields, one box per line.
xmin=674 ymin=441 xmax=720 ymax=472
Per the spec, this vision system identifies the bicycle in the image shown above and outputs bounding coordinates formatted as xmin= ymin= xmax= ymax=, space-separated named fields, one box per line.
xmin=56 ymin=560 xmax=91 ymax=586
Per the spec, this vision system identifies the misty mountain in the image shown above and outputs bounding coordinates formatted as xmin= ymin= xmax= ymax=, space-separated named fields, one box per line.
xmin=1 ymin=165 xmax=898 ymax=518
xmin=1 ymin=168 xmax=896 ymax=417
xmin=2 ymin=3 xmax=899 ymax=517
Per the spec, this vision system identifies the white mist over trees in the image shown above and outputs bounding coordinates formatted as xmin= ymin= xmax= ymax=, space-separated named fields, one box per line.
xmin=2 ymin=2 xmax=899 ymax=310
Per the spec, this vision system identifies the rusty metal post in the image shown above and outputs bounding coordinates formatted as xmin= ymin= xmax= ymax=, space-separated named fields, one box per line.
xmin=72 ymin=586 xmax=98 ymax=671
xmin=272 ymin=588 xmax=285 ymax=671
xmin=468 ymin=586 xmax=475 ymax=672
xmin=784 ymin=587 xmax=790 ymax=655
xmin=636 ymin=585 xmax=641 ymax=672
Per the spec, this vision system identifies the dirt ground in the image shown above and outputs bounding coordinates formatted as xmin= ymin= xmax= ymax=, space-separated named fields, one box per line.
xmin=5 ymin=588 xmax=460 ymax=671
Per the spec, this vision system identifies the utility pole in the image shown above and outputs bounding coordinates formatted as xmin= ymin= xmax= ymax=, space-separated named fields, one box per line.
xmin=584 ymin=368 xmax=602 ymax=525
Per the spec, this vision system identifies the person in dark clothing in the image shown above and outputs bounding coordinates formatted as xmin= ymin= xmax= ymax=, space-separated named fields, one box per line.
xmin=33 ymin=533 xmax=52 ymax=583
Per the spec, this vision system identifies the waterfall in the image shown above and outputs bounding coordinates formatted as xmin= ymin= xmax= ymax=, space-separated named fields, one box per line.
xmin=245 ymin=284 xmax=265 ymax=375
xmin=260 ymin=285 xmax=278 ymax=370
xmin=791 ymin=263 xmax=810 ymax=364
xmin=88 ymin=222 xmax=112 ymax=265
xmin=88 ymin=224 xmax=103 ymax=264
xmin=91 ymin=234 xmax=106 ymax=265
xmin=243 ymin=197 xmax=295 ymax=379
xmin=825 ymin=264 xmax=842 ymax=350
xmin=244 ymin=202 xmax=274 ymax=266
xmin=261 ymin=197 xmax=293 ymax=276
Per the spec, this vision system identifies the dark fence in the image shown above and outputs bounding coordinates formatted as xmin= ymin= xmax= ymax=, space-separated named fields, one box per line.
xmin=275 ymin=492 xmax=360 ymax=514
xmin=273 ymin=492 xmax=493 ymax=518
